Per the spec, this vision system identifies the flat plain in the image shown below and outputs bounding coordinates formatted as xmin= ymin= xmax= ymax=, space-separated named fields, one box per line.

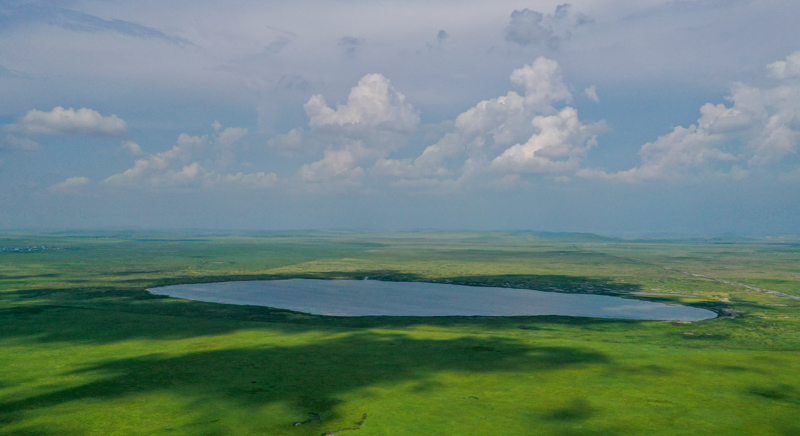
xmin=1 ymin=231 xmax=799 ymax=435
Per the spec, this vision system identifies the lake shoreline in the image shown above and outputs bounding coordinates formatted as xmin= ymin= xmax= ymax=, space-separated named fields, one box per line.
xmin=148 ymin=278 xmax=717 ymax=321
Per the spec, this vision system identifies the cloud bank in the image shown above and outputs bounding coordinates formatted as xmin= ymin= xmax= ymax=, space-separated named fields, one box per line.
xmin=20 ymin=51 xmax=800 ymax=197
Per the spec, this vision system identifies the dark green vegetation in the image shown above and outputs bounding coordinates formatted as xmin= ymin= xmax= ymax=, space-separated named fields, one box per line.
xmin=1 ymin=231 xmax=799 ymax=435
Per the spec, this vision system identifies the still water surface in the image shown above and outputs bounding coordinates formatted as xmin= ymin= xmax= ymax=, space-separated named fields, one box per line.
xmin=148 ymin=279 xmax=716 ymax=321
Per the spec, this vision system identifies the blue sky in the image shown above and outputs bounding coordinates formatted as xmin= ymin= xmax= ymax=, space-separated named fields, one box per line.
xmin=1 ymin=0 xmax=799 ymax=235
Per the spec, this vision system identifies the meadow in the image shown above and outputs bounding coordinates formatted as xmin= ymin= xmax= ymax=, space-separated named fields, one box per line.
xmin=1 ymin=231 xmax=798 ymax=435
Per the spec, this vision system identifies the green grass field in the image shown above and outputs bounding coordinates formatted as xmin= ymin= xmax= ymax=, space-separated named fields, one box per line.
xmin=1 ymin=231 xmax=799 ymax=435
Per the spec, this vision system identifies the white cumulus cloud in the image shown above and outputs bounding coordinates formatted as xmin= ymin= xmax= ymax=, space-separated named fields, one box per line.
xmin=215 ymin=125 xmax=248 ymax=169
xmin=373 ymin=57 xmax=600 ymax=188
xmin=492 ymin=107 xmax=606 ymax=173
xmin=509 ymin=57 xmax=573 ymax=111
xmin=768 ymin=51 xmax=800 ymax=80
xmin=267 ymin=128 xmax=308 ymax=157
xmin=49 ymin=176 xmax=90 ymax=194
xmin=6 ymin=107 xmax=127 ymax=136
xmin=299 ymin=145 xmax=366 ymax=184
xmin=584 ymin=85 xmax=599 ymax=102
xmin=220 ymin=171 xmax=278 ymax=189
xmin=121 ymin=140 xmax=145 ymax=157
xmin=270 ymin=73 xmax=421 ymax=186
xmin=304 ymin=74 xmax=420 ymax=132
xmin=104 ymin=137 xmax=209 ymax=188
xmin=578 ymin=124 xmax=735 ymax=182
xmin=580 ymin=52 xmax=800 ymax=182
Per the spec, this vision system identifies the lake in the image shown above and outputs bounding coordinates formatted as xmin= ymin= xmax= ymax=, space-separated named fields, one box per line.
xmin=148 ymin=279 xmax=717 ymax=321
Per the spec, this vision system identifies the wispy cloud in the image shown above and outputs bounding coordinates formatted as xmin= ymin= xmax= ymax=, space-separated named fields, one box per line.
xmin=338 ymin=36 xmax=364 ymax=57
xmin=0 ymin=64 xmax=33 ymax=79
xmin=0 ymin=135 xmax=39 ymax=151
xmin=0 ymin=3 xmax=193 ymax=46
xmin=103 ymin=122 xmax=276 ymax=190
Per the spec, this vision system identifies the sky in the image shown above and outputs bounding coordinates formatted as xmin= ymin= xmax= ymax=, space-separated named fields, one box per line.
xmin=1 ymin=0 xmax=799 ymax=235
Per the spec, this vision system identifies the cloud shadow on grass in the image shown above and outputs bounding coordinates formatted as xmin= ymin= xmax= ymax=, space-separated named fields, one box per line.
xmin=0 ymin=331 xmax=610 ymax=432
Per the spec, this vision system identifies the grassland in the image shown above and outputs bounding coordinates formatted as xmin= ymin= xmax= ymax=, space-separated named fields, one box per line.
xmin=1 ymin=231 xmax=799 ymax=435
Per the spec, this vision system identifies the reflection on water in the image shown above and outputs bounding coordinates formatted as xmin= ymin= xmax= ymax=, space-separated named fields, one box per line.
xmin=148 ymin=279 xmax=717 ymax=321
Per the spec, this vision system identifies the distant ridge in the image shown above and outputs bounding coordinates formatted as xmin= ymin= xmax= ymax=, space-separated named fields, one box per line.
xmin=515 ymin=231 xmax=624 ymax=243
